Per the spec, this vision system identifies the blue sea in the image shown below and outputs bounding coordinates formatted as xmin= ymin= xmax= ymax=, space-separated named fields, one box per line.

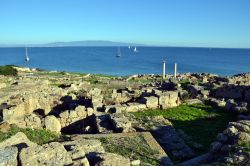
xmin=0 ymin=47 xmax=250 ymax=76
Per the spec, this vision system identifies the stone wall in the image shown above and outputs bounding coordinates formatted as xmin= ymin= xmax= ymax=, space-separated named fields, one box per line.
xmin=59 ymin=105 xmax=91 ymax=128
xmin=2 ymin=93 xmax=61 ymax=125
xmin=159 ymin=91 xmax=180 ymax=109
xmin=209 ymin=120 xmax=250 ymax=165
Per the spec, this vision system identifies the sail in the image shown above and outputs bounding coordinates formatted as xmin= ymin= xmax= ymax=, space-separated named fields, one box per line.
xmin=134 ymin=46 xmax=138 ymax=52
xmin=25 ymin=48 xmax=30 ymax=62
xmin=116 ymin=47 xmax=121 ymax=57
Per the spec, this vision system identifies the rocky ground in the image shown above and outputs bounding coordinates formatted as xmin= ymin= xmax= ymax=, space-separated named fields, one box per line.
xmin=0 ymin=66 xmax=249 ymax=166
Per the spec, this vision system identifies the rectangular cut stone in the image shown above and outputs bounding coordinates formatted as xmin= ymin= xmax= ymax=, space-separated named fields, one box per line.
xmin=141 ymin=96 xmax=159 ymax=109
xmin=159 ymin=91 xmax=179 ymax=109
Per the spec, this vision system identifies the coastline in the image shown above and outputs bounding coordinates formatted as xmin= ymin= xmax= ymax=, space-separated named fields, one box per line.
xmin=1 ymin=47 xmax=250 ymax=76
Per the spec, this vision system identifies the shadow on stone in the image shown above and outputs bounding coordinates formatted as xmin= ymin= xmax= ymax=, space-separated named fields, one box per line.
xmin=50 ymin=96 xmax=91 ymax=117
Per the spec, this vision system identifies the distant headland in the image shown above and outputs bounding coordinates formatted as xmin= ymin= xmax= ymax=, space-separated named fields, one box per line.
xmin=0 ymin=40 xmax=146 ymax=47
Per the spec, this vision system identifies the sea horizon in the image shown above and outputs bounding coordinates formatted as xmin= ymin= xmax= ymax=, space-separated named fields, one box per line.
xmin=1 ymin=45 xmax=250 ymax=50
xmin=0 ymin=46 xmax=249 ymax=77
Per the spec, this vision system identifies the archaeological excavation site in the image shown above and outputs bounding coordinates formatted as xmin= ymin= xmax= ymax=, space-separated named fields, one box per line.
xmin=0 ymin=66 xmax=249 ymax=166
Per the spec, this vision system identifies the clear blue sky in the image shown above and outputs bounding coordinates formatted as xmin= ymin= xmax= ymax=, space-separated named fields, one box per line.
xmin=0 ymin=0 xmax=250 ymax=48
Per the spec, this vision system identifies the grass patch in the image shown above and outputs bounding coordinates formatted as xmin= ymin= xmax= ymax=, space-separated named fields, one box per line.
xmin=83 ymin=75 xmax=99 ymax=84
xmin=0 ymin=65 xmax=18 ymax=76
xmin=179 ymin=79 xmax=190 ymax=85
xmin=84 ymin=75 xmax=111 ymax=84
xmin=241 ymin=141 xmax=250 ymax=154
xmin=0 ymin=126 xmax=60 ymax=145
xmin=132 ymin=104 xmax=216 ymax=121
xmin=99 ymin=136 xmax=160 ymax=166
xmin=36 ymin=71 xmax=69 ymax=77
xmin=179 ymin=79 xmax=191 ymax=90
xmin=132 ymin=103 xmax=237 ymax=154
xmin=93 ymin=74 xmax=115 ymax=78
xmin=65 ymin=71 xmax=87 ymax=76
xmin=127 ymin=77 xmax=161 ymax=84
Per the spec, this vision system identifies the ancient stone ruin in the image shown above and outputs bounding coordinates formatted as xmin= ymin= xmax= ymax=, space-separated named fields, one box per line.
xmin=0 ymin=69 xmax=250 ymax=165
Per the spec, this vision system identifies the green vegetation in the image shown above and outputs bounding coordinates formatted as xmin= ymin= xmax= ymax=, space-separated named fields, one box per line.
xmin=179 ymin=79 xmax=190 ymax=85
xmin=99 ymin=136 xmax=160 ymax=166
xmin=63 ymin=71 xmax=86 ymax=76
xmin=36 ymin=71 xmax=69 ymax=77
xmin=132 ymin=104 xmax=218 ymax=121
xmin=0 ymin=65 xmax=18 ymax=76
xmin=241 ymin=141 xmax=250 ymax=154
xmin=0 ymin=126 xmax=59 ymax=145
xmin=128 ymin=77 xmax=161 ymax=84
xmin=132 ymin=103 xmax=237 ymax=154
xmin=87 ymin=76 xmax=100 ymax=84
xmin=84 ymin=75 xmax=111 ymax=84
xmin=93 ymin=73 xmax=115 ymax=78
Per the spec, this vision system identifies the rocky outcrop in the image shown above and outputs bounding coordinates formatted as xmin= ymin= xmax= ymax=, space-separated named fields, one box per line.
xmin=2 ymin=96 xmax=38 ymax=124
xmin=229 ymin=73 xmax=250 ymax=85
xmin=225 ymin=99 xmax=249 ymax=113
xmin=59 ymin=105 xmax=87 ymax=128
xmin=15 ymin=113 xmax=42 ymax=129
xmin=95 ymin=113 xmax=135 ymax=133
xmin=186 ymin=85 xmax=204 ymax=98
xmin=141 ymin=96 xmax=159 ymax=109
xmin=105 ymin=103 xmax=147 ymax=113
xmin=135 ymin=116 xmax=196 ymax=161
xmin=214 ymin=85 xmax=250 ymax=101
xmin=2 ymin=91 xmax=63 ymax=125
xmin=138 ymin=90 xmax=180 ymax=110
xmin=104 ymin=104 xmax=125 ymax=113
xmin=0 ymin=122 xmax=11 ymax=133
xmin=111 ymin=89 xmax=133 ymax=103
xmin=225 ymin=99 xmax=237 ymax=111
xmin=154 ymin=125 xmax=196 ymax=160
xmin=208 ymin=120 xmax=250 ymax=165
xmin=184 ymin=99 xmax=203 ymax=105
xmin=37 ymin=94 xmax=59 ymax=115
xmin=94 ymin=153 xmax=130 ymax=166
xmin=20 ymin=142 xmax=73 ymax=166
xmin=2 ymin=70 xmax=250 ymax=165
xmin=208 ymin=98 xmax=226 ymax=108
xmin=95 ymin=113 xmax=113 ymax=133
xmin=124 ymin=103 xmax=147 ymax=112
xmin=64 ymin=136 xmax=105 ymax=155
xmin=125 ymin=102 xmax=147 ymax=112
xmin=110 ymin=113 xmax=135 ymax=133
xmin=87 ymin=107 xmax=94 ymax=116
xmin=2 ymin=103 xmax=91 ymax=133
xmin=245 ymin=89 xmax=250 ymax=102
xmin=178 ymin=120 xmax=250 ymax=166
xmin=0 ymin=132 xmax=37 ymax=150
xmin=67 ymin=146 xmax=90 ymax=166
xmin=0 ymin=146 xmax=18 ymax=166
xmin=158 ymin=91 xmax=180 ymax=109
xmin=45 ymin=115 xmax=61 ymax=133
xmin=0 ymin=132 xmax=94 ymax=166
xmin=0 ymin=83 xmax=7 ymax=89
xmin=88 ymin=88 xmax=103 ymax=111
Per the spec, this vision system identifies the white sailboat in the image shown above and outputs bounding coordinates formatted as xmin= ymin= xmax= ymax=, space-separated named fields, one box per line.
xmin=25 ymin=48 xmax=30 ymax=62
xmin=134 ymin=46 xmax=138 ymax=52
xmin=116 ymin=47 xmax=121 ymax=58
xmin=128 ymin=46 xmax=131 ymax=49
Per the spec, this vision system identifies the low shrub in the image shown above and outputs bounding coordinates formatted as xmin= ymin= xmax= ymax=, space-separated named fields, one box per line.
xmin=0 ymin=126 xmax=59 ymax=145
xmin=0 ymin=65 xmax=18 ymax=76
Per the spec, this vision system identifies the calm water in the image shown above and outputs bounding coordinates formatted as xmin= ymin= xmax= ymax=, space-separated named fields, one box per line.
xmin=0 ymin=47 xmax=250 ymax=76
